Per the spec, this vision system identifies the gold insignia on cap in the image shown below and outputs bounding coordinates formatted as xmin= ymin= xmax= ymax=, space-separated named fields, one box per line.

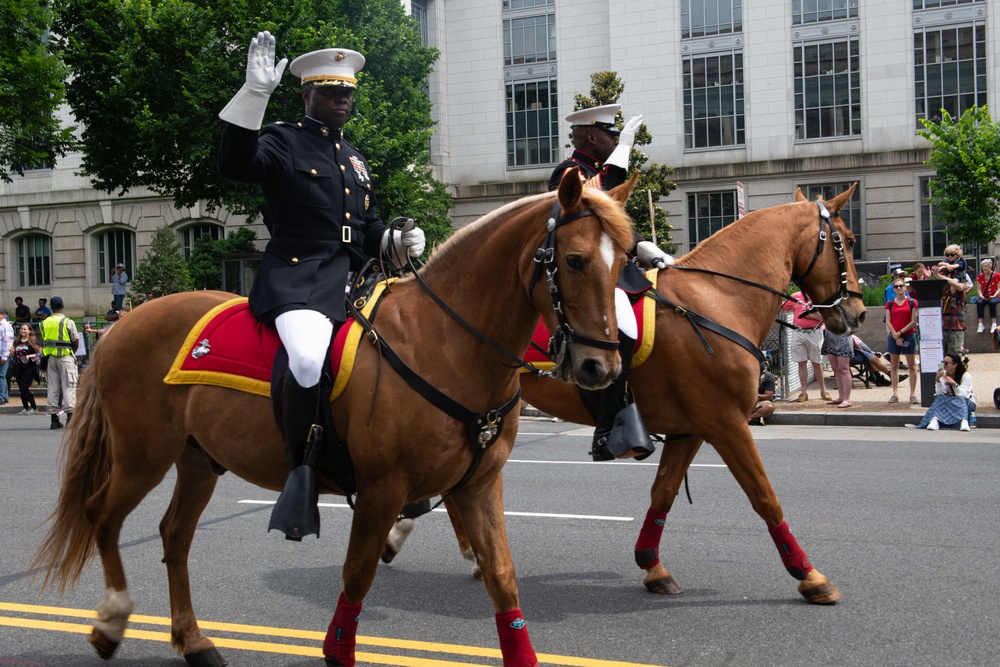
xmin=335 ymin=53 xmax=346 ymax=62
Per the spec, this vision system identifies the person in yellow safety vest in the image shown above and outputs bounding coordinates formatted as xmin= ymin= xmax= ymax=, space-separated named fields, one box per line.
xmin=40 ymin=296 xmax=79 ymax=430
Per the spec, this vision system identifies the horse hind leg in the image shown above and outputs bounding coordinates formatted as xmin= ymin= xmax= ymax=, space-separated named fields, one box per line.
xmin=160 ymin=444 xmax=227 ymax=667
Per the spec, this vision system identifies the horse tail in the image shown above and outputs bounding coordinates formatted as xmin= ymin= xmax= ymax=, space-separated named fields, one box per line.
xmin=31 ymin=368 xmax=111 ymax=593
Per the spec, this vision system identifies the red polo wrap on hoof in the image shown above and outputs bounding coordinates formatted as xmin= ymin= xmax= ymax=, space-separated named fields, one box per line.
xmin=495 ymin=608 xmax=537 ymax=667
xmin=768 ymin=521 xmax=813 ymax=580
xmin=634 ymin=507 xmax=667 ymax=569
xmin=323 ymin=593 xmax=363 ymax=667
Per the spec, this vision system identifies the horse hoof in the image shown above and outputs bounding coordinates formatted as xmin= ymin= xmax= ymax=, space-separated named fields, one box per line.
xmin=380 ymin=545 xmax=398 ymax=564
xmin=798 ymin=571 xmax=841 ymax=605
xmin=184 ymin=646 xmax=228 ymax=667
xmin=90 ymin=628 xmax=119 ymax=660
xmin=643 ymin=565 xmax=684 ymax=595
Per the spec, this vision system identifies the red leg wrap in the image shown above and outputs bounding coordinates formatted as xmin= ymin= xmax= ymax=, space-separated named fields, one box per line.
xmin=323 ymin=593 xmax=363 ymax=667
xmin=633 ymin=507 xmax=666 ymax=570
xmin=767 ymin=520 xmax=813 ymax=580
xmin=495 ymin=608 xmax=537 ymax=667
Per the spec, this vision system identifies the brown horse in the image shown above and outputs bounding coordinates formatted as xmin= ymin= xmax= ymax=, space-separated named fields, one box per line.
xmin=31 ymin=172 xmax=638 ymax=667
xmin=386 ymin=184 xmax=866 ymax=605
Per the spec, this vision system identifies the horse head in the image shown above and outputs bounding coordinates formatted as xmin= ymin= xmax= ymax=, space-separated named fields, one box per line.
xmin=791 ymin=182 xmax=866 ymax=334
xmin=525 ymin=169 xmax=638 ymax=390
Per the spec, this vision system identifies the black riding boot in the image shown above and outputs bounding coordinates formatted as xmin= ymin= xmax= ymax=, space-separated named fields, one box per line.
xmin=49 ymin=413 xmax=63 ymax=430
xmin=268 ymin=371 xmax=323 ymax=541
xmin=590 ymin=331 xmax=654 ymax=462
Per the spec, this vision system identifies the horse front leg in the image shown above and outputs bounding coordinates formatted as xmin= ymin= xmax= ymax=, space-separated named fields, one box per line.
xmin=160 ymin=447 xmax=225 ymax=667
xmin=709 ymin=422 xmax=841 ymax=604
xmin=452 ymin=475 xmax=538 ymax=667
xmin=638 ymin=435 xmax=703 ymax=595
xmin=327 ymin=486 xmax=408 ymax=667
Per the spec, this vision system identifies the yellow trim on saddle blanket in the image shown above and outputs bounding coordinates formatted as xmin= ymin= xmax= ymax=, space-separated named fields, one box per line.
xmin=163 ymin=281 xmax=393 ymax=399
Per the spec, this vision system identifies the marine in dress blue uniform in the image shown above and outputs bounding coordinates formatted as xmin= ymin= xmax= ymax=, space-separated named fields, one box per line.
xmin=218 ymin=33 xmax=425 ymax=539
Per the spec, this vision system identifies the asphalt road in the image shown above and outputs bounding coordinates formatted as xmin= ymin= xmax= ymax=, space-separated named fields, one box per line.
xmin=1 ymin=415 xmax=998 ymax=666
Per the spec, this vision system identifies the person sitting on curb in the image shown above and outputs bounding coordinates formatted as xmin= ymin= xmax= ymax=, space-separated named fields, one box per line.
xmin=914 ymin=353 xmax=975 ymax=431
xmin=748 ymin=363 xmax=775 ymax=426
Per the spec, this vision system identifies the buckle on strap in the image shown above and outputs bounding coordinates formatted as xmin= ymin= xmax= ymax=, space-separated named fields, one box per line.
xmin=342 ymin=226 xmax=352 ymax=243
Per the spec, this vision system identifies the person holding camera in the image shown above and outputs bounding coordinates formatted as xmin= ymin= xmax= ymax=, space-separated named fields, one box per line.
xmin=915 ymin=353 xmax=975 ymax=431
xmin=111 ymin=264 xmax=128 ymax=311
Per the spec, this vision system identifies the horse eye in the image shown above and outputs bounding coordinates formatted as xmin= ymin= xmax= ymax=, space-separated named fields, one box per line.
xmin=564 ymin=255 xmax=584 ymax=271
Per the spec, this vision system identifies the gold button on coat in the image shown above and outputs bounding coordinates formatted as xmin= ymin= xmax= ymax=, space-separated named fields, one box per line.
xmin=345 ymin=188 xmax=350 ymax=195
xmin=310 ymin=169 xmax=317 ymax=175
xmin=292 ymin=257 xmax=299 ymax=263
xmin=340 ymin=165 xmax=346 ymax=172
xmin=345 ymin=212 xmax=351 ymax=220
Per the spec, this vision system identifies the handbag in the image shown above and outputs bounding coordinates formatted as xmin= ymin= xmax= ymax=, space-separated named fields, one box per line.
xmin=39 ymin=354 xmax=49 ymax=372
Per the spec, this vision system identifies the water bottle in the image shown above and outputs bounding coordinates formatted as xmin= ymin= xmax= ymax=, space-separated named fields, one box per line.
xmin=970 ymin=412 xmax=977 ymax=430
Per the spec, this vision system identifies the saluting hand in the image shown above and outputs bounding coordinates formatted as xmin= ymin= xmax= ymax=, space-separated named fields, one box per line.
xmin=245 ymin=31 xmax=287 ymax=96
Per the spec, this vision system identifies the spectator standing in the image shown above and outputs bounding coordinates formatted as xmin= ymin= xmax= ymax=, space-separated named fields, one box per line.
xmin=111 ymin=263 xmax=128 ymax=311
xmin=822 ymin=329 xmax=853 ymax=408
xmin=9 ymin=323 xmax=41 ymax=415
xmin=39 ymin=296 xmax=79 ymax=430
xmin=748 ymin=364 xmax=776 ymax=425
xmin=14 ymin=297 xmax=31 ymax=323
xmin=884 ymin=268 xmax=907 ymax=304
xmin=0 ymin=308 xmax=13 ymax=405
xmin=33 ymin=298 xmax=51 ymax=322
xmin=915 ymin=353 xmax=975 ymax=431
xmin=936 ymin=265 xmax=969 ymax=355
xmin=885 ymin=278 xmax=919 ymax=404
xmin=972 ymin=258 xmax=1000 ymax=334
xmin=781 ymin=291 xmax=831 ymax=403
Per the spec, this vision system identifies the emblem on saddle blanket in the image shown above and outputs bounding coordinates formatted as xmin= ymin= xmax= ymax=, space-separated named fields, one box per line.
xmin=163 ymin=284 xmax=392 ymax=398
xmin=521 ymin=276 xmax=658 ymax=372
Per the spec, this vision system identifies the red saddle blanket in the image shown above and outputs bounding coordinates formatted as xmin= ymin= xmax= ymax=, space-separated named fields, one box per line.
xmin=522 ymin=270 xmax=659 ymax=371
xmin=164 ymin=283 xmax=391 ymax=399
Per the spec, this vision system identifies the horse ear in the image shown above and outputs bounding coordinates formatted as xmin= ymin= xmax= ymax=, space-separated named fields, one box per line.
xmin=557 ymin=167 xmax=585 ymax=210
xmin=794 ymin=188 xmax=807 ymax=202
xmin=825 ymin=182 xmax=858 ymax=215
xmin=606 ymin=170 xmax=640 ymax=206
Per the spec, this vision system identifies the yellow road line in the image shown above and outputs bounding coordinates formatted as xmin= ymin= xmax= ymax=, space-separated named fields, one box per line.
xmin=0 ymin=601 xmax=669 ymax=667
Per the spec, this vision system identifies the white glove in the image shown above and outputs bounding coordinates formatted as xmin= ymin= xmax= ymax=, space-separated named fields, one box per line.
xmin=219 ymin=31 xmax=288 ymax=131
xmin=605 ymin=114 xmax=643 ymax=170
xmin=636 ymin=240 xmax=673 ymax=269
xmin=381 ymin=220 xmax=426 ymax=269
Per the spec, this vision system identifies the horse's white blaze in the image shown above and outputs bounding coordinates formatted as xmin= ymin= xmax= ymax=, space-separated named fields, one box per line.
xmin=600 ymin=232 xmax=615 ymax=270
xmin=93 ymin=588 xmax=135 ymax=642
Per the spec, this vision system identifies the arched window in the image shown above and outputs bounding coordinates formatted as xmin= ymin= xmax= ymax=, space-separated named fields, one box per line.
xmin=97 ymin=229 xmax=136 ymax=284
xmin=182 ymin=223 xmax=223 ymax=259
xmin=17 ymin=234 xmax=52 ymax=287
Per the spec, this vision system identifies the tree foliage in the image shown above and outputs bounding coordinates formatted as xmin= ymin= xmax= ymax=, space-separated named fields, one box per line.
xmin=573 ymin=71 xmax=677 ymax=253
xmin=0 ymin=0 xmax=75 ymax=182
xmin=918 ymin=105 xmax=1000 ymax=252
xmin=188 ymin=226 xmax=258 ymax=290
xmin=51 ymin=0 xmax=453 ymax=249
xmin=131 ymin=226 xmax=193 ymax=298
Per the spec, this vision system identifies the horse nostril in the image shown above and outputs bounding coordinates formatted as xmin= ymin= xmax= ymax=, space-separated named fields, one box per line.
xmin=857 ymin=310 xmax=867 ymax=324
xmin=578 ymin=358 xmax=606 ymax=385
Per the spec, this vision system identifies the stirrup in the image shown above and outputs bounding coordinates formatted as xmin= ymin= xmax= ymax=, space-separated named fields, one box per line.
xmin=268 ymin=424 xmax=323 ymax=541
xmin=604 ymin=403 xmax=655 ymax=461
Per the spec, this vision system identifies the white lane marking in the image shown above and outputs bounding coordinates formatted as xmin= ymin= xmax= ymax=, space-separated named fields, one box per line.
xmin=238 ymin=500 xmax=631 ymax=521
xmin=507 ymin=459 xmax=727 ymax=467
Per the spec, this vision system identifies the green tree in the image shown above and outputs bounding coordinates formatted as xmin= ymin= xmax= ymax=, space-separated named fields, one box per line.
xmin=573 ymin=71 xmax=678 ymax=253
xmin=918 ymin=106 xmax=1000 ymax=253
xmin=0 ymin=0 xmax=75 ymax=182
xmin=131 ymin=226 xmax=193 ymax=299
xmin=51 ymin=0 xmax=453 ymax=249
xmin=188 ymin=227 xmax=258 ymax=290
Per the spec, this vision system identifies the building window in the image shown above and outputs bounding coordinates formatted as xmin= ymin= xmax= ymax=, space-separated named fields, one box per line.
xmin=688 ymin=190 xmax=737 ymax=246
xmin=914 ymin=22 xmax=986 ymax=127
xmin=919 ymin=177 xmax=973 ymax=257
xmin=506 ymin=79 xmax=559 ymax=167
xmin=683 ymin=52 xmax=744 ymax=149
xmin=411 ymin=0 xmax=428 ymax=45
xmin=792 ymin=0 xmax=858 ymax=25
xmin=794 ymin=38 xmax=861 ymax=140
xmin=682 ymin=0 xmax=742 ymax=38
xmin=913 ymin=0 xmax=982 ymax=10
xmin=798 ymin=183 xmax=864 ymax=258
xmin=17 ymin=234 xmax=52 ymax=288
xmin=504 ymin=14 xmax=555 ymax=65
xmin=97 ymin=229 xmax=136 ymax=284
xmin=182 ymin=223 xmax=223 ymax=260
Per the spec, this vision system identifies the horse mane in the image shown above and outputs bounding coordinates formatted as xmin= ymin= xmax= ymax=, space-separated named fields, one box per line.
xmin=423 ymin=188 xmax=635 ymax=272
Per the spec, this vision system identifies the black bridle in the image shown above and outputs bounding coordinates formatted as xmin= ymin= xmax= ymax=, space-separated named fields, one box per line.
xmin=793 ymin=200 xmax=862 ymax=308
xmin=528 ymin=199 xmax=620 ymax=362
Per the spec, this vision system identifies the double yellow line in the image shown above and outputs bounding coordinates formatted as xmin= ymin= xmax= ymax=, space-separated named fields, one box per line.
xmin=0 ymin=602 xmax=667 ymax=667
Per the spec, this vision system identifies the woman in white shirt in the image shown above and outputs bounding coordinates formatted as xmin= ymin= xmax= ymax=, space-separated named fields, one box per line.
xmin=916 ymin=353 xmax=976 ymax=431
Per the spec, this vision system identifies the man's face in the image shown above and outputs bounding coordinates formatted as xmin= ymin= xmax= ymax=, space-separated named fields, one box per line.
xmin=38 ymin=300 xmax=45 ymax=307
xmin=303 ymin=85 xmax=354 ymax=130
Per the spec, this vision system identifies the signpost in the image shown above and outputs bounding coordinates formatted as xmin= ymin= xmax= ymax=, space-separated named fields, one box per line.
xmin=910 ymin=278 xmax=946 ymax=407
